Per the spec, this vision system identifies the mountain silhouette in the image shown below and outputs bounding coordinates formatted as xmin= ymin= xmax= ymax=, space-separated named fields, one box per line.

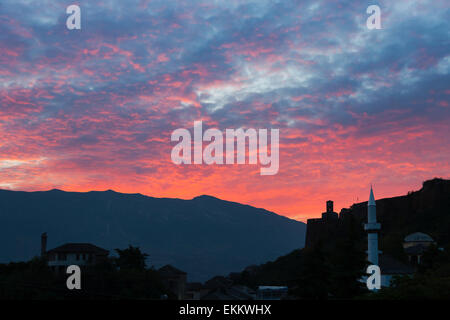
xmin=0 ymin=189 xmax=305 ymax=281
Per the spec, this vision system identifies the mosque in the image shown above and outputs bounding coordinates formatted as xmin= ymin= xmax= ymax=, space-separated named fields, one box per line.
xmin=364 ymin=186 xmax=435 ymax=287
xmin=306 ymin=184 xmax=438 ymax=288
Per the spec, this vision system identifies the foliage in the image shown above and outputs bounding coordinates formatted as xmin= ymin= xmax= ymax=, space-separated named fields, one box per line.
xmin=294 ymin=243 xmax=332 ymax=299
xmin=365 ymin=244 xmax=450 ymax=299
xmin=329 ymin=217 xmax=367 ymax=298
xmin=114 ymin=245 xmax=149 ymax=271
xmin=0 ymin=246 xmax=167 ymax=300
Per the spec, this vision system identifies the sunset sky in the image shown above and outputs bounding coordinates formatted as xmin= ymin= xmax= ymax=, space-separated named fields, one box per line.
xmin=0 ymin=0 xmax=449 ymax=221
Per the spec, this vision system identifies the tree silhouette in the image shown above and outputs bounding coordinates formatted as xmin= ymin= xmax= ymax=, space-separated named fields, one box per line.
xmin=330 ymin=216 xmax=367 ymax=298
xmin=114 ymin=245 xmax=149 ymax=271
xmin=295 ymin=242 xmax=332 ymax=299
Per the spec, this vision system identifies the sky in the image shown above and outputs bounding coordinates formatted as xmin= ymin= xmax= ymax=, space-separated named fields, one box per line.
xmin=0 ymin=0 xmax=449 ymax=221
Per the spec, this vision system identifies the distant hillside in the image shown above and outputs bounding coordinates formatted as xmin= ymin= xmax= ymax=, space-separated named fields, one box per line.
xmin=0 ymin=190 xmax=305 ymax=281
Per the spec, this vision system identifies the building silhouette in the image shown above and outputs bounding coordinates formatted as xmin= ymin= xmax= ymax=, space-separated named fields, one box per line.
xmin=41 ymin=233 xmax=109 ymax=272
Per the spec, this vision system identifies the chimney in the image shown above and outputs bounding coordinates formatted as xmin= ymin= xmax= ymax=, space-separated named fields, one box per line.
xmin=326 ymin=200 xmax=333 ymax=213
xmin=41 ymin=232 xmax=47 ymax=257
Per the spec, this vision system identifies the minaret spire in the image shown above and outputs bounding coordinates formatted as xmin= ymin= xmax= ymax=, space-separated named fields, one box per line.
xmin=369 ymin=185 xmax=375 ymax=206
xmin=365 ymin=185 xmax=381 ymax=265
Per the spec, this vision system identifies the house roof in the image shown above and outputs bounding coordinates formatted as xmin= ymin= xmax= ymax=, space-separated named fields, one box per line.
xmin=379 ymin=254 xmax=414 ymax=275
xmin=404 ymin=232 xmax=434 ymax=243
xmin=47 ymin=243 xmax=109 ymax=255
xmin=258 ymin=286 xmax=288 ymax=290
xmin=158 ymin=264 xmax=187 ymax=276
xmin=201 ymin=286 xmax=255 ymax=300
xmin=204 ymin=276 xmax=232 ymax=289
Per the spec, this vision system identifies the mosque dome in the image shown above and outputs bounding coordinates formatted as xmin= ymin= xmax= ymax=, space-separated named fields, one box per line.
xmin=404 ymin=232 xmax=434 ymax=243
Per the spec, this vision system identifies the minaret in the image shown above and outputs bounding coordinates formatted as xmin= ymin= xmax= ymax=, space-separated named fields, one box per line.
xmin=364 ymin=186 xmax=381 ymax=265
